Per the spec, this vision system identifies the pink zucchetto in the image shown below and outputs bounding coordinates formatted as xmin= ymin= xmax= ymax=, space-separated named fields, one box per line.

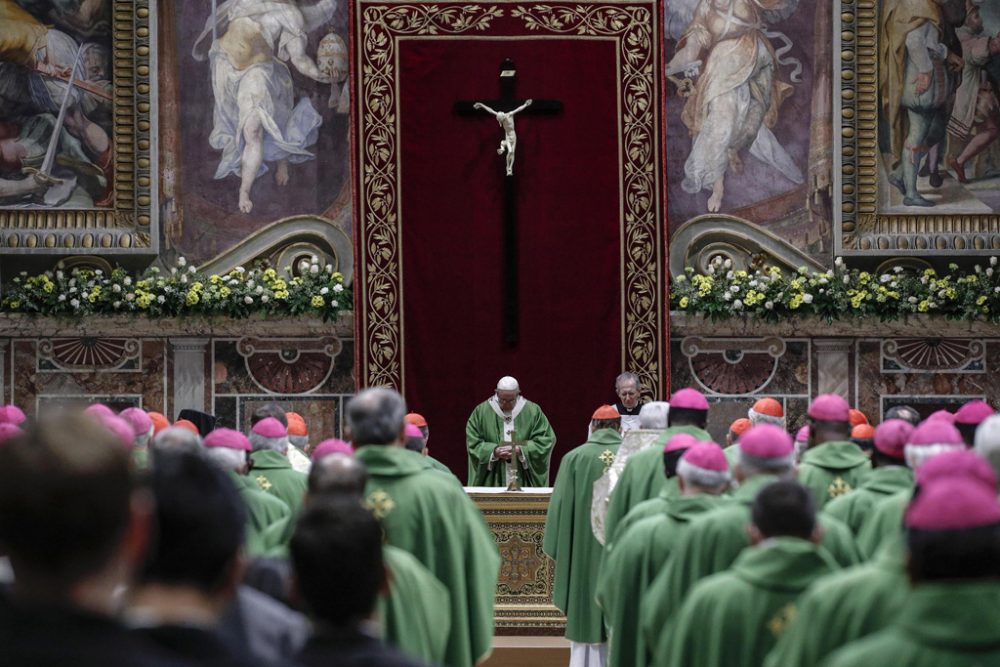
xmin=915 ymin=450 xmax=997 ymax=493
xmin=100 ymin=415 xmax=136 ymax=449
xmin=664 ymin=432 xmax=699 ymax=453
xmin=85 ymin=403 xmax=115 ymax=419
xmin=794 ymin=426 xmax=809 ymax=444
xmin=251 ymin=417 xmax=287 ymax=438
xmin=0 ymin=423 xmax=22 ymax=444
xmin=669 ymin=388 xmax=709 ymax=411
xmin=739 ymin=423 xmax=794 ymax=458
xmin=119 ymin=407 xmax=153 ymax=438
xmin=204 ymin=428 xmax=252 ymax=452
xmin=927 ymin=409 xmax=955 ymax=424
xmin=681 ymin=442 xmax=728 ymax=471
xmin=874 ymin=419 xmax=915 ymax=459
xmin=0 ymin=405 xmax=26 ymax=425
xmin=954 ymin=400 xmax=994 ymax=426
xmin=906 ymin=479 xmax=1000 ymax=531
xmin=404 ymin=424 xmax=424 ymax=439
xmin=807 ymin=394 xmax=851 ymax=423
xmin=908 ymin=420 xmax=964 ymax=447
xmin=312 ymin=438 xmax=355 ymax=460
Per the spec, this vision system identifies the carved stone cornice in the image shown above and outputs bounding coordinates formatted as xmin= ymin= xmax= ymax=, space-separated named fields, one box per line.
xmin=0 ymin=313 xmax=354 ymax=338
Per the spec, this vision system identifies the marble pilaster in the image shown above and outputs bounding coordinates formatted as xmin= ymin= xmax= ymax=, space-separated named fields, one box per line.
xmin=170 ymin=338 xmax=209 ymax=418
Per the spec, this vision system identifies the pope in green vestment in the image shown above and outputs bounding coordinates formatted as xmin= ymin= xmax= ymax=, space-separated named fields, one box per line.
xmin=824 ymin=465 xmax=913 ymax=535
xmin=603 ymin=424 xmax=710 ymax=544
xmin=797 ymin=440 xmax=871 ymax=509
xmin=228 ymin=471 xmax=292 ymax=554
xmin=657 ymin=537 xmax=839 ymax=667
xmin=639 ymin=475 xmax=861 ymax=647
xmin=543 ymin=424 xmax=622 ymax=645
xmin=597 ymin=492 xmax=729 ymax=667
xmin=355 ymin=444 xmax=500 ymax=667
xmin=822 ymin=581 xmax=1000 ymax=667
xmin=465 ymin=382 xmax=556 ymax=487
xmin=249 ymin=449 xmax=308 ymax=515
xmin=764 ymin=542 xmax=908 ymax=667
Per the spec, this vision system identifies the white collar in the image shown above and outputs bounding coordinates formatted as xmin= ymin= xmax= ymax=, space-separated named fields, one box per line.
xmin=488 ymin=395 xmax=526 ymax=421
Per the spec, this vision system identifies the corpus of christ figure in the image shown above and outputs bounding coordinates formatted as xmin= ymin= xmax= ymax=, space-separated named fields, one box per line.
xmin=473 ymin=99 xmax=533 ymax=176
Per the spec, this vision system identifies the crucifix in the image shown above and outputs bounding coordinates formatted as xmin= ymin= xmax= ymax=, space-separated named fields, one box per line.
xmin=455 ymin=58 xmax=562 ymax=346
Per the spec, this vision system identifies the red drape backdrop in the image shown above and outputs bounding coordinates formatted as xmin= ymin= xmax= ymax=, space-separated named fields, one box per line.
xmin=398 ymin=38 xmax=622 ymax=481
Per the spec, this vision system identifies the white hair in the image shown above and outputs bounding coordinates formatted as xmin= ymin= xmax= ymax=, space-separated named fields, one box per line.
xmin=975 ymin=414 xmax=1000 ymax=479
xmin=249 ymin=432 xmax=289 ymax=453
xmin=289 ymin=434 xmax=309 ymax=450
xmin=905 ymin=443 xmax=965 ymax=470
xmin=497 ymin=376 xmax=520 ymax=392
xmin=677 ymin=458 xmax=731 ymax=491
xmin=204 ymin=447 xmax=246 ymax=472
xmin=151 ymin=427 xmax=203 ymax=453
xmin=748 ymin=409 xmax=786 ymax=429
xmin=639 ymin=402 xmax=670 ymax=429
xmin=737 ymin=450 xmax=794 ymax=476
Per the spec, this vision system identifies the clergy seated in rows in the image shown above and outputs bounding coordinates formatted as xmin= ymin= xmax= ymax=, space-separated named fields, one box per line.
xmin=797 ymin=394 xmax=871 ymax=509
xmin=613 ymin=372 xmax=644 ymax=433
xmin=203 ymin=428 xmax=291 ymax=555
xmin=596 ymin=442 xmax=731 ymax=667
xmin=543 ymin=405 xmax=623 ymax=667
xmin=856 ymin=420 xmax=967 ymax=558
xmin=352 ymin=388 xmax=500 ymax=667
xmin=126 ymin=450 xmax=260 ymax=667
xmin=657 ymin=480 xmax=838 ymax=667
xmin=252 ymin=448 xmax=452 ymax=665
xmin=291 ymin=499 xmax=429 ymax=667
xmin=823 ymin=479 xmax=1000 ymax=666
xmin=764 ymin=448 xmax=997 ymax=667
xmin=605 ymin=430 xmax=698 ymax=548
xmin=402 ymin=421 xmax=453 ymax=476
xmin=248 ymin=418 xmax=308 ymax=515
xmin=0 ymin=413 xmax=187 ymax=667
xmin=824 ymin=419 xmax=914 ymax=536
xmin=465 ymin=375 xmax=556 ymax=487
xmin=603 ymin=388 xmax=711 ymax=545
xmin=639 ymin=424 xmax=861 ymax=648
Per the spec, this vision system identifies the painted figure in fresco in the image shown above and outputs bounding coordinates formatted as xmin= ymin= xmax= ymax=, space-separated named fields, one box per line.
xmin=947 ymin=1 xmax=1000 ymax=183
xmin=881 ymin=0 xmax=965 ymax=207
xmin=666 ymin=0 xmax=805 ymax=213
xmin=192 ymin=0 xmax=335 ymax=214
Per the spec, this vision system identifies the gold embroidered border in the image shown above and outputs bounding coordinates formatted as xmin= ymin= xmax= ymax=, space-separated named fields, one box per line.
xmin=355 ymin=0 xmax=665 ymax=396
xmin=836 ymin=0 xmax=1000 ymax=255
xmin=0 ymin=0 xmax=157 ymax=254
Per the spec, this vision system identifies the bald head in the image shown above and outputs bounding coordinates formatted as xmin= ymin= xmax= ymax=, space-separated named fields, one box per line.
xmin=308 ymin=454 xmax=369 ymax=499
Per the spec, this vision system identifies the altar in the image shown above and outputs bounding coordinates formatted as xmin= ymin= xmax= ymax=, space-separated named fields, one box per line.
xmin=466 ymin=487 xmax=565 ymax=635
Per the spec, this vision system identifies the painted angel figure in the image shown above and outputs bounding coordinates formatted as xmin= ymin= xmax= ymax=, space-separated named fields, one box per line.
xmin=666 ymin=0 xmax=805 ymax=212
xmin=192 ymin=0 xmax=335 ymax=214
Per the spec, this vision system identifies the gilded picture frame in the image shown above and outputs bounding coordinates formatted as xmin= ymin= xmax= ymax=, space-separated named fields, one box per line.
xmin=836 ymin=0 xmax=1000 ymax=256
xmin=0 ymin=0 xmax=158 ymax=255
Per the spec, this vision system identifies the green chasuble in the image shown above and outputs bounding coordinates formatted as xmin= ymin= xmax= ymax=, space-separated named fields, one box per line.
xmin=764 ymin=542 xmax=908 ymax=667
xmin=639 ymin=475 xmax=861 ymax=647
xmin=543 ymin=428 xmax=622 ymax=644
xmin=466 ymin=397 xmax=556 ymax=487
xmin=723 ymin=443 xmax=740 ymax=469
xmin=605 ymin=479 xmax=679 ymax=551
xmin=131 ymin=446 xmax=150 ymax=471
xmin=822 ymin=581 xmax=1000 ymax=667
xmin=426 ymin=455 xmax=454 ymax=476
xmin=798 ymin=441 xmax=871 ymax=509
xmin=656 ymin=537 xmax=839 ymax=667
xmin=257 ymin=513 xmax=295 ymax=557
xmin=248 ymin=450 xmax=308 ymax=515
xmin=355 ymin=445 xmax=500 ymax=667
xmin=856 ymin=489 xmax=910 ymax=559
xmin=604 ymin=425 xmax=711 ymax=544
xmin=227 ymin=471 xmax=292 ymax=555
xmin=596 ymin=493 xmax=729 ymax=667
xmin=824 ymin=466 xmax=913 ymax=535
xmin=379 ymin=545 xmax=452 ymax=665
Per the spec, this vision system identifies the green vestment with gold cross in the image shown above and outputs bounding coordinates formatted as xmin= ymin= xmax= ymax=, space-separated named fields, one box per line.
xmin=248 ymin=449 xmax=308 ymax=516
xmin=797 ymin=440 xmax=872 ymax=509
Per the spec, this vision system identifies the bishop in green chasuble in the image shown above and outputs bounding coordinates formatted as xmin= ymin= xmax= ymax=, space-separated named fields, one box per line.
xmin=798 ymin=395 xmax=873 ymax=509
xmin=656 ymin=481 xmax=839 ymax=667
xmin=466 ymin=376 xmax=556 ymax=487
xmin=543 ymin=408 xmax=623 ymax=646
xmin=597 ymin=442 xmax=732 ymax=667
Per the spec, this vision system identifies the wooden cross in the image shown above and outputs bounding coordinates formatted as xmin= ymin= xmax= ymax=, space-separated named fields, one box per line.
xmin=455 ymin=58 xmax=563 ymax=346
